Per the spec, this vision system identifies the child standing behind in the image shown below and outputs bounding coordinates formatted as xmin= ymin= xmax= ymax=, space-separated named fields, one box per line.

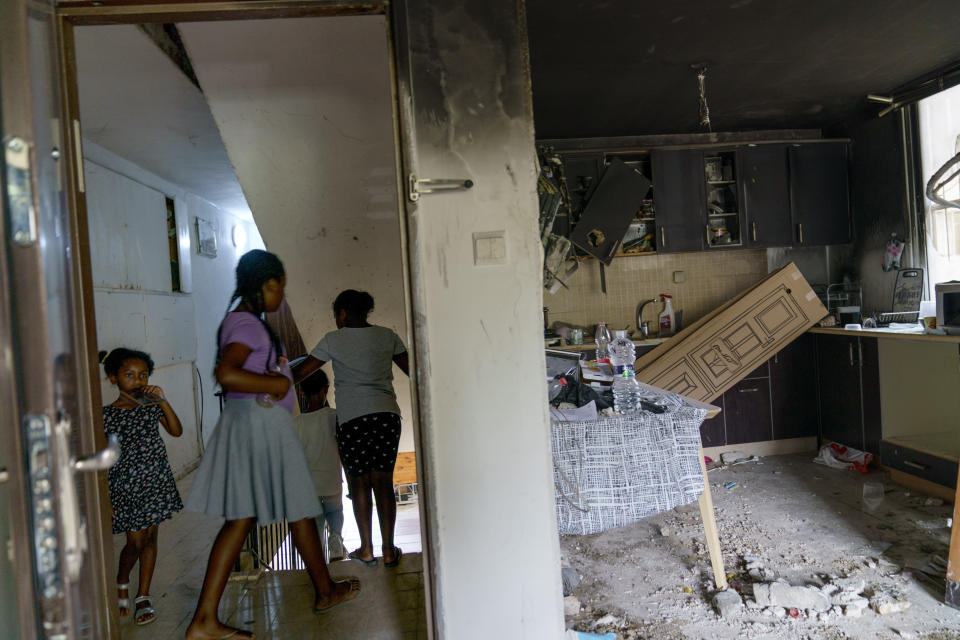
xmin=99 ymin=348 xmax=183 ymax=627
xmin=294 ymin=370 xmax=346 ymax=561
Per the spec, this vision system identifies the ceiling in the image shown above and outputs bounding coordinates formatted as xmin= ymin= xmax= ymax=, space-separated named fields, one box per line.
xmin=74 ymin=25 xmax=252 ymax=219
xmin=526 ymin=0 xmax=960 ymax=139
xmin=71 ymin=3 xmax=960 ymax=209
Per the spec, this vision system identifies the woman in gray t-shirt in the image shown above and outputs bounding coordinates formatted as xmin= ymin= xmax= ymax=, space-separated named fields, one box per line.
xmin=294 ymin=290 xmax=409 ymax=568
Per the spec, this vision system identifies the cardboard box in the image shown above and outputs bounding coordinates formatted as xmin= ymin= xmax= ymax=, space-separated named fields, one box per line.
xmin=634 ymin=262 xmax=827 ymax=403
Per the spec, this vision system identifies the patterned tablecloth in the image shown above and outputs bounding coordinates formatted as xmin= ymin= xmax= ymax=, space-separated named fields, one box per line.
xmin=551 ymin=393 xmax=708 ymax=535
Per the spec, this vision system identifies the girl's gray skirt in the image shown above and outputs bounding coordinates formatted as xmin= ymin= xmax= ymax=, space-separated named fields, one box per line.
xmin=185 ymin=398 xmax=321 ymax=525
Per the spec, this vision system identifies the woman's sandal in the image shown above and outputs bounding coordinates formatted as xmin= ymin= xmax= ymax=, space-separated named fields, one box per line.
xmin=314 ymin=578 xmax=361 ymax=614
xmin=117 ymin=583 xmax=131 ymax=619
xmin=384 ymin=546 xmax=403 ymax=568
xmin=134 ymin=596 xmax=157 ymax=626
xmin=348 ymin=549 xmax=378 ymax=567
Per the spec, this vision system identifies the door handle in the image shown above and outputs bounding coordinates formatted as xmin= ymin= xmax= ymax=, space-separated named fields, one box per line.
xmin=705 ymin=224 xmax=711 ymax=245
xmin=751 ymin=221 xmax=757 ymax=242
xmin=660 ymin=226 xmax=666 ymax=247
xmin=738 ymin=387 xmax=759 ymax=393
xmin=903 ymin=460 xmax=929 ymax=471
xmin=73 ymin=434 xmax=120 ymax=472
xmin=796 ymin=222 xmax=804 ymax=244
xmin=849 ymin=343 xmax=854 ymax=366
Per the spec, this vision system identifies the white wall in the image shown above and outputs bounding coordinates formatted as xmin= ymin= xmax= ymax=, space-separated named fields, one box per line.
xmin=179 ymin=16 xmax=415 ymax=452
xmin=399 ymin=2 xmax=565 ymax=637
xmin=84 ymin=141 xmax=263 ymax=473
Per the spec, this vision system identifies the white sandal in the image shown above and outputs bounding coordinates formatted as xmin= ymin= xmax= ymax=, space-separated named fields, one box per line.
xmin=117 ymin=583 xmax=131 ymax=619
xmin=134 ymin=595 xmax=156 ymax=626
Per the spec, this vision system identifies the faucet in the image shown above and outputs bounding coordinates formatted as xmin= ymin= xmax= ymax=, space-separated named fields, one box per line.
xmin=636 ymin=298 xmax=659 ymax=338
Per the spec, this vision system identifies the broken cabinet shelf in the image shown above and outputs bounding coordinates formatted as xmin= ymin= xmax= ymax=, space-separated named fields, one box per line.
xmin=574 ymin=250 xmax=657 ymax=262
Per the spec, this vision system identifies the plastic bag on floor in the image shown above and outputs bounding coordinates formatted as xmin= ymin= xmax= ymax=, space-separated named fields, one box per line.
xmin=813 ymin=443 xmax=873 ymax=473
xmin=565 ymin=632 xmax=616 ymax=640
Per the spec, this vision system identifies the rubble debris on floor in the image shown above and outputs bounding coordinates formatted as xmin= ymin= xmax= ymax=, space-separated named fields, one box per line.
xmin=561 ymin=453 xmax=960 ymax=639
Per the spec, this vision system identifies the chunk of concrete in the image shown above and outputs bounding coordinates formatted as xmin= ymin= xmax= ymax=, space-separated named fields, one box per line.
xmin=721 ymin=451 xmax=748 ymax=464
xmin=713 ymin=589 xmax=743 ymax=618
xmin=564 ymin=595 xmax=581 ymax=617
xmin=753 ymin=583 xmax=831 ymax=612
xmin=561 ymin=567 xmax=580 ymax=596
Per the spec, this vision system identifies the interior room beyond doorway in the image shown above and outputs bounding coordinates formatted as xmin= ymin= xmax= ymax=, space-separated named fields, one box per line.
xmin=72 ymin=12 xmax=424 ymax=639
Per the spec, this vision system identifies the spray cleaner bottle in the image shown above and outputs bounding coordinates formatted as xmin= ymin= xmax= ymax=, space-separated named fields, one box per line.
xmin=658 ymin=294 xmax=675 ymax=336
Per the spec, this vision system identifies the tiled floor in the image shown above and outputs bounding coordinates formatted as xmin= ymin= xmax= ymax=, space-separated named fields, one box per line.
xmin=112 ymin=472 xmax=426 ymax=639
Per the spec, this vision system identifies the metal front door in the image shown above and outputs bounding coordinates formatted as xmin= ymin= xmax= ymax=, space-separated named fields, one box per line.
xmin=0 ymin=1 xmax=116 ymax=638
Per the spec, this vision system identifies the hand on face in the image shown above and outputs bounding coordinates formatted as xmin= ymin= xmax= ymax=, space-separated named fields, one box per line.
xmin=142 ymin=385 xmax=165 ymax=399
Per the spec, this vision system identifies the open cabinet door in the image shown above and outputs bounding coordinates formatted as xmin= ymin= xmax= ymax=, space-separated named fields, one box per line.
xmin=0 ymin=1 xmax=115 ymax=638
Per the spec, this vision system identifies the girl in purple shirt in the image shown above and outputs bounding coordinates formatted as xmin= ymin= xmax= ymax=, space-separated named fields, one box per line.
xmin=185 ymin=250 xmax=359 ymax=640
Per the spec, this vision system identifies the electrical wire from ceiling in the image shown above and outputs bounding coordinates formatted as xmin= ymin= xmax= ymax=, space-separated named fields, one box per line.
xmin=695 ymin=64 xmax=712 ymax=132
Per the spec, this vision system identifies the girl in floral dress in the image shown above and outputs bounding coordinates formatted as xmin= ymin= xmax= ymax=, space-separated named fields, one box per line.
xmin=100 ymin=347 xmax=183 ymax=626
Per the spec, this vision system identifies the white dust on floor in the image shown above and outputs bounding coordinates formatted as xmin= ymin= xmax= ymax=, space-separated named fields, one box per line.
xmin=561 ymin=453 xmax=960 ymax=640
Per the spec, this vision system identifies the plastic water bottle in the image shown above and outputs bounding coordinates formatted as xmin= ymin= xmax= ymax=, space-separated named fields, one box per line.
xmin=609 ymin=330 xmax=642 ymax=413
xmin=594 ymin=322 xmax=612 ymax=364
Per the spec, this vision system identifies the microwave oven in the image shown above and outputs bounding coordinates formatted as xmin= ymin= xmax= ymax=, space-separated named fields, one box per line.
xmin=935 ymin=281 xmax=960 ymax=334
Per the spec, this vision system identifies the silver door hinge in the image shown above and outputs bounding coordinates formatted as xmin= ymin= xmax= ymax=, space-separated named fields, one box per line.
xmin=4 ymin=137 xmax=37 ymax=245
xmin=407 ymin=174 xmax=474 ymax=202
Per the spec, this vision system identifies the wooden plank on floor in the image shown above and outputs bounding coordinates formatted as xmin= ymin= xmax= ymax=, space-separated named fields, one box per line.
xmin=394 ymin=451 xmax=417 ymax=485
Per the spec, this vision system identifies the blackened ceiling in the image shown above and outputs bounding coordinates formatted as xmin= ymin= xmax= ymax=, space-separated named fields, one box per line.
xmin=526 ymin=0 xmax=960 ymax=139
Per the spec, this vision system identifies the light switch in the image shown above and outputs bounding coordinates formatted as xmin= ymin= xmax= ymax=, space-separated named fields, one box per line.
xmin=673 ymin=270 xmax=685 ymax=284
xmin=473 ymin=231 xmax=506 ymax=266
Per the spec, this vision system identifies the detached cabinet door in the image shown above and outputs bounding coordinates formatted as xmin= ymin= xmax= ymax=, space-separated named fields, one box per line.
xmin=652 ymin=149 xmax=705 ymax=253
xmin=740 ymin=145 xmax=792 ymax=247
xmin=789 ymin=142 xmax=851 ymax=246
xmin=817 ymin=334 xmax=863 ymax=448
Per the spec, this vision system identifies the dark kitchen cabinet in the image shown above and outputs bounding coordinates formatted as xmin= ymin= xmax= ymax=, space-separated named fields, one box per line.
xmin=789 ymin=142 xmax=851 ymax=246
xmin=700 ymin=408 xmax=726 ymax=448
xmin=769 ymin=333 xmax=818 ymax=439
xmin=723 ymin=378 xmax=773 ymax=444
xmin=816 ymin=334 xmax=881 ymax=453
xmin=739 ymin=145 xmax=793 ymax=248
xmin=651 ymin=149 xmax=705 ymax=253
xmin=557 ymin=153 xmax=603 ymax=236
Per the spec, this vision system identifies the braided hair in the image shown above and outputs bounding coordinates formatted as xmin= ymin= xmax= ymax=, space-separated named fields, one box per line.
xmin=216 ymin=249 xmax=285 ymax=371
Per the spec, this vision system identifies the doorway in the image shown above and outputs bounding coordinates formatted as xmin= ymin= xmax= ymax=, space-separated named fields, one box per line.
xmin=62 ymin=4 xmax=429 ymax=639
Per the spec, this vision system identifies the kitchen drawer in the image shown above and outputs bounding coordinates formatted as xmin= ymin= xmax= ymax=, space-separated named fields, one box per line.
xmin=880 ymin=440 xmax=958 ymax=490
xmin=723 ymin=377 xmax=772 ymax=444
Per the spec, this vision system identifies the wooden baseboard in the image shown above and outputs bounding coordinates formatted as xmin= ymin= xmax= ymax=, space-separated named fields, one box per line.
xmin=883 ymin=467 xmax=956 ymax=504
xmin=703 ymin=436 xmax=817 ymax=460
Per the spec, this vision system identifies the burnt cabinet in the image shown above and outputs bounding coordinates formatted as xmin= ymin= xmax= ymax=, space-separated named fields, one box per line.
xmin=739 ymin=145 xmax=793 ymax=248
xmin=699 ymin=410 xmax=726 ymax=448
xmin=789 ymin=142 xmax=851 ymax=246
xmin=651 ymin=149 xmax=706 ymax=253
xmin=769 ymin=333 xmax=819 ymax=439
xmin=723 ymin=377 xmax=773 ymax=444
xmin=816 ymin=334 xmax=881 ymax=453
